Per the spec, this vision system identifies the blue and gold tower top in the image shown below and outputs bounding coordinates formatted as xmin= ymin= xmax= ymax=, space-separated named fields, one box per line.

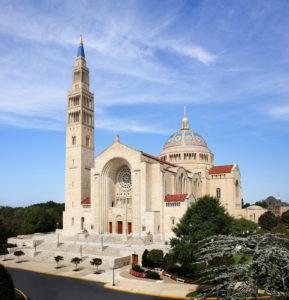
xmin=77 ymin=34 xmax=85 ymax=58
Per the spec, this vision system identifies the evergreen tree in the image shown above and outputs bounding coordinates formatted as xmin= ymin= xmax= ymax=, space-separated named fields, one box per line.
xmin=258 ymin=211 xmax=278 ymax=231
xmin=192 ymin=234 xmax=289 ymax=299
xmin=147 ymin=249 xmax=164 ymax=268
xmin=141 ymin=249 xmax=149 ymax=267
xmin=0 ymin=264 xmax=15 ymax=300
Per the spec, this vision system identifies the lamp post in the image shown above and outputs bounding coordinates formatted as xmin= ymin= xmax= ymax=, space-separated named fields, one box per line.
xmin=112 ymin=267 xmax=115 ymax=286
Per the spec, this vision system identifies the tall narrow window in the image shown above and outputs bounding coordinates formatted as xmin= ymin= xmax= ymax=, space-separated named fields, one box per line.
xmin=216 ymin=188 xmax=221 ymax=199
xmin=86 ymin=135 xmax=90 ymax=147
xmin=72 ymin=136 xmax=76 ymax=145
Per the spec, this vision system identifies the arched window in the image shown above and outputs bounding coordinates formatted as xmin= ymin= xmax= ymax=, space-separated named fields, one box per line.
xmin=72 ymin=136 xmax=76 ymax=145
xmin=86 ymin=135 xmax=90 ymax=147
xmin=216 ymin=188 xmax=221 ymax=199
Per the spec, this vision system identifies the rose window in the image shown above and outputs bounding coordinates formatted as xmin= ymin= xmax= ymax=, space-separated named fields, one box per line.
xmin=117 ymin=167 xmax=132 ymax=191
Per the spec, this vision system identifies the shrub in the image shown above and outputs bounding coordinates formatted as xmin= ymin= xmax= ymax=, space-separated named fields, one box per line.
xmin=163 ymin=253 xmax=176 ymax=272
xmin=147 ymin=249 xmax=164 ymax=268
xmin=132 ymin=264 xmax=145 ymax=273
xmin=145 ymin=270 xmax=161 ymax=280
xmin=141 ymin=249 xmax=149 ymax=267
xmin=0 ymin=264 xmax=15 ymax=300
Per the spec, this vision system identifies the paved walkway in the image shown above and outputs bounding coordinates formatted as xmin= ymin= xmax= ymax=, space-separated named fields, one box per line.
xmin=1 ymin=256 xmax=197 ymax=299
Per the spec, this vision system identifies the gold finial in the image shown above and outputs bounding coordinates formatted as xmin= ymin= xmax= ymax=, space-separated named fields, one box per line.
xmin=80 ymin=25 xmax=83 ymax=45
xmin=181 ymin=106 xmax=189 ymax=130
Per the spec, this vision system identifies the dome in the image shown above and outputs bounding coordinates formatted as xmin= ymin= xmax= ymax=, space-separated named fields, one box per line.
xmin=163 ymin=128 xmax=208 ymax=150
xmin=163 ymin=108 xmax=208 ymax=150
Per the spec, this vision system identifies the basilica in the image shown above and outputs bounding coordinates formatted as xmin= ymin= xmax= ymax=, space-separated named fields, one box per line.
xmin=62 ymin=37 xmax=260 ymax=240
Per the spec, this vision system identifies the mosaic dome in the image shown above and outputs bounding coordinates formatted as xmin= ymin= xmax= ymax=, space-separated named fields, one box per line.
xmin=163 ymin=109 xmax=208 ymax=150
xmin=164 ymin=129 xmax=207 ymax=150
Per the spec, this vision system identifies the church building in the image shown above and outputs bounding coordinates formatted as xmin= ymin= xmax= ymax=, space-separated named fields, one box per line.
xmin=63 ymin=37 xmax=247 ymax=240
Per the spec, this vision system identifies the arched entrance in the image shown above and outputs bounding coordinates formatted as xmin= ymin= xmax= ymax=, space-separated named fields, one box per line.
xmin=102 ymin=158 xmax=132 ymax=235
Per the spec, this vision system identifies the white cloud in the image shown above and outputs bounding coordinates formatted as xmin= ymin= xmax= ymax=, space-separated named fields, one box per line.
xmin=267 ymin=104 xmax=289 ymax=121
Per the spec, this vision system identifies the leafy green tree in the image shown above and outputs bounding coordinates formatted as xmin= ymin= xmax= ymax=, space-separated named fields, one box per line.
xmin=259 ymin=211 xmax=278 ymax=231
xmin=171 ymin=196 xmax=232 ymax=267
xmin=141 ymin=249 xmax=149 ymax=267
xmin=90 ymin=258 xmax=102 ymax=273
xmin=230 ymin=218 xmax=258 ymax=237
xmin=0 ymin=264 xmax=15 ymax=300
xmin=71 ymin=257 xmax=82 ymax=271
xmin=13 ymin=250 xmax=24 ymax=263
xmin=281 ymin=210 xmax=289 ymax=226
xmin=54 ymin=255 xmax=63 ymax=269
xmin=147 ymin=249 xmax=164 ymax=268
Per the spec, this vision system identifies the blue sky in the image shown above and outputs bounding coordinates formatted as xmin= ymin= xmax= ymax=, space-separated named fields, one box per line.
xmin=0 ymin=0 xmax=289 ymax=206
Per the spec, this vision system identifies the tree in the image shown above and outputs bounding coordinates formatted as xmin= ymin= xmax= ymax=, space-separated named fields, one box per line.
xmin=192 ymin=234 xmax=289 ymax=299
xmin=147 ymin=249 xmax=164 ymax=268
xmin=281 ymin=210 xmax=289 ymax=226
xmin=255 ymin=201 xmax=268 ymax=209
xmin=0 ymin=246 xmax=9 ymax=261
xmin=90 ymin=258 xmax=102 ymax=274
xmin=259 ymin=211 xmax=278 ymax=231
xmin=163 ymin=253 xmax=176 ymax=272
xmin=230 ymin=218 xmax=259 ymax=237
xmin=54 ymin=255 xmax=63 ymax=269
xmin=0 ymin=264 xmax=15 ymax=300
xmin=171 ymin=196 xmax=232 ymax=267
xmin=13 ymin=250 xmax=24 ymax=263
xmin=71 ymin=257 xmax=82 ymax=271
xmin=141 ymin=249 xmax=149 ymax=267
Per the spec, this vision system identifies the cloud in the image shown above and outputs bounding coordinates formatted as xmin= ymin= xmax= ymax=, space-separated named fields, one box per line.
xmin=267 ymin=104 xmax=289 ymax=121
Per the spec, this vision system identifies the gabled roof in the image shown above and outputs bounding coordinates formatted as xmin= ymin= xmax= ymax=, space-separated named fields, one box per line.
xmin=209 ymin=165 xmax=234 ymax=175
xmin=81 ymin=197 xmax=91 ymax=205
xmin=141 ymin=151 xmax=177 ymax=168
xmin=164 ymin=194 xmax=188 ymax=202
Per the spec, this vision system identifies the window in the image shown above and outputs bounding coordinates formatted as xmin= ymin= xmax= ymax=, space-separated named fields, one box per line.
xmin=71 ymin=217 xmax=74 ymax=226
xmin=216 ymin=188 xmax=221 ymax=199
xmin=72 ymin=136 xmax=76 ymax=145
xmin=86 ymin=136 xmax=90 ymax=147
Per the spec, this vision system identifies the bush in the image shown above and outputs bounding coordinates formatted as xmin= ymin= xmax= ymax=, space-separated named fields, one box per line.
xmin=163 ymin=253 xmax=176 ymax=272
xmin=145 ymin=270 xmax=161 ymax=280
xmin=132 ymin=264 xmax=145 ymax=273
xmin=147 ymin=249 xmax=164 ymax=268
xmin=141 ymin=249 xmax=149 ymax=267
xmin=0 ymin=264 xmax=15 ymax=300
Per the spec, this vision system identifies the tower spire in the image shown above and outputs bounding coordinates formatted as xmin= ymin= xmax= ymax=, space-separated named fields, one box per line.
xmin=77 ymin=29 xmax=85 ymax=58
xmin=181 ymin=106 xmax=189 ymax=130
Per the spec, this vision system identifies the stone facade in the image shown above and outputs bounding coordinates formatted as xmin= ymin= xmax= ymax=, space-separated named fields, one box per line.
xmin=62 ymin=37 xmax=260 ymax=240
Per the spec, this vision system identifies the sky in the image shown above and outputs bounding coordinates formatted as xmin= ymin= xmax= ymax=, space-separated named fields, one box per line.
xmin=0 ymin=0 xmax=289 ymax=207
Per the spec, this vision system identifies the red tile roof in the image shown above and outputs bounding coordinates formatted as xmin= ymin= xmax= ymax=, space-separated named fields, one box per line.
xmin=81 ymin=197 xmax=91 ymax=205
xmin=209 ymin=165 xmax=234 ymax=175
xmin=141 ymin=151 xmax=177 ymax=168
xmin=164 ymin=194 xmax=188 ymax=202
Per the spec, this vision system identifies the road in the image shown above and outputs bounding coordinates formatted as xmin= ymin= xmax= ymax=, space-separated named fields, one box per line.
xmin=8 ymin=268 xmax=170 ymax=300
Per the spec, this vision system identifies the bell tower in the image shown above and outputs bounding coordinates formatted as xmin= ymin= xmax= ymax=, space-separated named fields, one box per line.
xmin=63 ymin=35 xmax=94 ymax=232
